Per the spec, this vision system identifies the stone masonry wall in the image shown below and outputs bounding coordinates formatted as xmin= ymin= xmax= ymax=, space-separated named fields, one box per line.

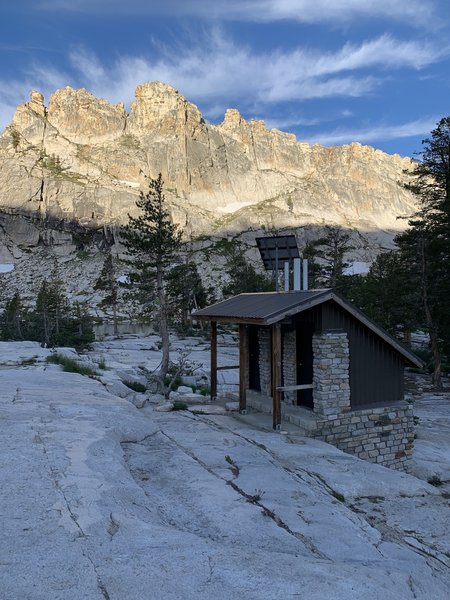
xmin=282 ymin=330 xmax=296 ymax=404
xmin=312 ymin=332 xmax=414 ymax=471
xmin=258 ymin=328 xmax=271 ymax=396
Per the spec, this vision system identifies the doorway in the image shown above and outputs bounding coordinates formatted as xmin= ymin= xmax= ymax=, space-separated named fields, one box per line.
xmin=248 ymin=326 xmax=261 ymax=391
xmin=296 ymin=323 xmax=314 ymax=409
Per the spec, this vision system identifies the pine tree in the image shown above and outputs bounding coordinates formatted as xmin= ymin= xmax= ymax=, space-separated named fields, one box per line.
xmin=33 ymin=261 xmax=70 ymax=346
xmin=0 ymin=291 xmax=26 ymax=340
xmin=166 ymin=261 xmax=211 ymax=328
xmin=65 ymin=302 xmax=95 ymax=348
xmin=120 ymin=174 xmax=182 ymax=383
xmin=94 ymin=251 xmax=120 ymax=336
xmin=396 ymin=117 xmax=450 ymax=387
xmin=308 ymin=226 xmax=354 ymax=291
xmin=348 ymin=250 xmax=420 ymax=338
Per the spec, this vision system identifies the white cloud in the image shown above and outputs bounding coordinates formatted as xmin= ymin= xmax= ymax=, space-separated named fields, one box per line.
xmin=66 ymin=31 xmax=445 ymax=115
xmin=0 ymin=63 xmax=71 ymax=130
xmin=304 ymin=118 xmax=438 ymax=147
xmin=36 ymin=0 xmax=438 ymax=28
xmin=0 ymin=30 xmax=445 ymax=150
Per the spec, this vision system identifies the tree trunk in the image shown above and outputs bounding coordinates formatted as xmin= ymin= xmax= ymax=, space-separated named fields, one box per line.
xmin=112 ymin=302 xmax=119 ymax=337
xmin=157 ymin=267 xmax=170 ymax=381
xmin=420 ymin=241 xmax=442 ymax=389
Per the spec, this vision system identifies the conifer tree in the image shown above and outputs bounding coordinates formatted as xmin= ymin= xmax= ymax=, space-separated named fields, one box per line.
xmin=396 ymin=117 xmax=450 ymax=387
xmin=308 ymin=226 xmax=354 ymax=290
xmin=120 ymin=174 xmax=182 ymax=383
xmin=0 ymin=291 xmax=26 ymax=340
xmin=347 ymin=251 xmax=420 ymax=338
xmin=94 ymin=251 xmax=120 ymax=336
xmin=33 ymin=261 xmax=70 ymax=346
xmin=166 ymin=261 xmax=211 ymax=328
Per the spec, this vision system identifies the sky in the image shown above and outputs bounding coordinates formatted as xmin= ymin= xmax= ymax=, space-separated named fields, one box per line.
xmin=1 ymin=0 xmax=450 ymax=157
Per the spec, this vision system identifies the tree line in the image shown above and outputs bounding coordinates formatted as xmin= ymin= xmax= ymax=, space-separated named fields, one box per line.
xmin=303 ymin=119 xmax=450 ymax=388
xmin=0 ymin=261 xmax=94 ymax=349
xmin=2 ymin=117 xmax=449 ymax=387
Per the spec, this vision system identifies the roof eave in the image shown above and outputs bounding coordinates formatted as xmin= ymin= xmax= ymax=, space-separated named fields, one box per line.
xmin=190 ymin=314 xmax=266 ymax=325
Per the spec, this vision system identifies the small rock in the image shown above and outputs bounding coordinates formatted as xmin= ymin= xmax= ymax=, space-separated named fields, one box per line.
xmin=154 ymin=402 xmax=174 ymax=412
xmin=177 ymin=385 xmax=195 ymax=395
xmin=225 ymin=402 xmax=240 ymax=412
xmin=180 ymin=393 xmax=209 ymax=405
xmin=130 ymin=395 xmax=147 ymax=409
xmin=188 ymin=405 xmax=227 ymax=415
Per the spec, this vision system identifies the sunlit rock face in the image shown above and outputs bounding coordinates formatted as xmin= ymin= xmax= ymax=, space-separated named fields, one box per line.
xmin=1 ymin=81 xmax=417 ymax=237
xmin=0 ymin=82 xmax=418 ymax=305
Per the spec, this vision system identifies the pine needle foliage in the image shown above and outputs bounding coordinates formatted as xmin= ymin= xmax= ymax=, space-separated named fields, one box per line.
xmin=120 ymin=174 xmax=182 ymax=382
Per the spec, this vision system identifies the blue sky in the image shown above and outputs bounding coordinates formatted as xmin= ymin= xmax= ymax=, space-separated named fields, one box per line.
xmin=1 ymin=0 xmax=449 ymax=157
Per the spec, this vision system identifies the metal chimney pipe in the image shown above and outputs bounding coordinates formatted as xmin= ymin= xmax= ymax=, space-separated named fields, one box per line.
xmin=302 ymin=259 xmax=309 ymax=290
xmin=293 ymin=258 xmax=301 ymax=290
xmin=284 ymin=261 xmax=290 ymax=292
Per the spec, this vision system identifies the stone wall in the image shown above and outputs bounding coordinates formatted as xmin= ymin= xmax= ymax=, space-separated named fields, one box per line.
xmin=315 ymin=404 xmax=414 ymax=470
xmin=312 ymin=331 xmax=414 ymax=471
xmin=312 ymin=332 xmax=350 ymax=417
xmin=258 ymin=328 xmax=271 ymax=396
xmin=282 ymin=330 xmax=296 ymax=404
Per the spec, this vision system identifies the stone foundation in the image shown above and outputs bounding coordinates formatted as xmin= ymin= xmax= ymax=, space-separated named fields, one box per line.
xmin=313 ymin=403 xmax=414 ymax=470
xmin=251 ymin=328 xmax=414 ymax=471
xmin=282 ymin=330 xmax=296 ymax=404
xmin=258 ymin=328 xmax=271 ymax=396
xmin=312 ymin=331 xmax=414 ymax=471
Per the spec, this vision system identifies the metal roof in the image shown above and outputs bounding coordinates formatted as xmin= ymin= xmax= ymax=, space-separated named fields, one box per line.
xmin=192 ymin=290 xmax=330 ymax=323
xmin=191 ymin=290 xmax=423 ymax=368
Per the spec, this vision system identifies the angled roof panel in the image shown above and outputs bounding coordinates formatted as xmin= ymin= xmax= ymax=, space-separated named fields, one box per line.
xmin=191 ymin=290 xmax=423 ymax=368
xmin=192 ymin=290 xmax=329 ymax=323
xmin=256 ymin=235 xmax=300 ymax=270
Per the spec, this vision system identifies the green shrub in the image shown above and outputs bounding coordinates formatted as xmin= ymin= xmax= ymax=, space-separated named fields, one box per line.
xmin=9 ymin=127 xmax=20 ymax=149
xmin=331 ymin=490 xmax=346 ymax=503
xmin=123 ymin=379 xmax=146 ymax=393
xmin=46 ymin=353 xmax=98 ymax=377
xmin=76 ymin=250 xmax=91 ymax=260
xmin=172 ymin=401 xmax=188 ymax=411
xmin=225 ymin=455 xmax=240 ymax=477
xmin=21 ymin=356 xmax=38 ymax=366
xmin=427 ymin=474 xmax=443 ymax=487
xmin=164 ymin=373 xmax=183 ymax=390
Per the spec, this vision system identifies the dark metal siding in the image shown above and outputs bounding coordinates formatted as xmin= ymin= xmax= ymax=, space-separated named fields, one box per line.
xmin=321 ymin=301 xmax=404 ymax=408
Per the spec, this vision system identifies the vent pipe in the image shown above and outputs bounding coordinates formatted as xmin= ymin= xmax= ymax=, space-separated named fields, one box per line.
xmin=302 ymin=259 xmax=309 ymax=290
xmin=293 ymin=258 xmax=301 ymax=290
xmin=284 ymin=261 xmax=290 ymax=292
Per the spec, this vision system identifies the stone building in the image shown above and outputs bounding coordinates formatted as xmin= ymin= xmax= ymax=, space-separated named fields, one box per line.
xmin=193 ymin=290 xmax=423 ymax=471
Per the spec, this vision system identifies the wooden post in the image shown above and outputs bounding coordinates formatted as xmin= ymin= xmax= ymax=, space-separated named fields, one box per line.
xmin=239 ymin=324 xmax=248 ymax=412
xmin=272 ymin=323 xmax=282 ymax=430
xmin=210 ymin=321 xmax=217 ymax=401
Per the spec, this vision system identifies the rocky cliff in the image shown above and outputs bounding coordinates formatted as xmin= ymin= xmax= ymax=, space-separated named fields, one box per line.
xmin=0 ymin=82 xmax=418 ymax=307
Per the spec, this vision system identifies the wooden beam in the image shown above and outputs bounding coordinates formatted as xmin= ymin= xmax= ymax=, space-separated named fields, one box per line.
xmin=272 ymin=323 xmax=282 ymax=429
xmin=239 ymin=324 xmax=248 ymax=412
xmin=210 ymin=321 xmax=217 ymax=401
xmin=277 ymin=384 xmax=313 ymax=392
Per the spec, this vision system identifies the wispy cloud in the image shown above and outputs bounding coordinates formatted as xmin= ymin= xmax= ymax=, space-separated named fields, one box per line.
xmin=35 ymin=0 xmax=438 ymax=28
xmin=0 ymin=30 xmax=446 ymax=149
xmin=304 ymin=117 xmax=438 ymax=146
xmin=0 ymin=62 xmax=71 ymax=130
xmin=66 ymin=31 xmax=445 ymax=116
